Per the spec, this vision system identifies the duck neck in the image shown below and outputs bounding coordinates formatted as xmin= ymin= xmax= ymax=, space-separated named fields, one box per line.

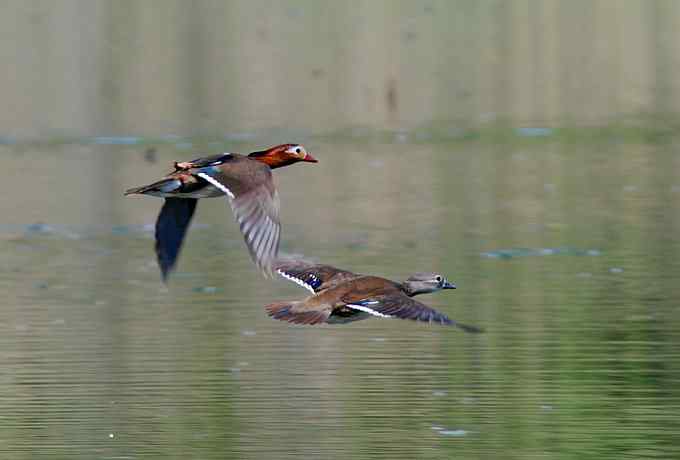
xmin=400 ymin=282 xmax=417 ymax=297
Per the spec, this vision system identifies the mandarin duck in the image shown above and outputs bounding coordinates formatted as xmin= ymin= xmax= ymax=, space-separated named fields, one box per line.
xmin=267 ymin=259 xmax=482 ymax=332
xmin=125 ymin=144 xmax=317 ymax=280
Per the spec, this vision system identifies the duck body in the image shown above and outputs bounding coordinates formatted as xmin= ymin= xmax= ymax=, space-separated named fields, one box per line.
xmin=293 ymin=275 xmax=402 ymax=324
xmin=125 ymin=144 xmax=317 ymax=280
xmin=126 ymin=153 xmax=278 ymax=199
xmin=268 ymin=259 xmax=482 ymax=332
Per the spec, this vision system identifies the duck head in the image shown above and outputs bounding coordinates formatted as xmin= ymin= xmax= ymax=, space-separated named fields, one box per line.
xmin=248 ymin=144 xmax=317 ymax=169
xmin=402 ymin=272 xmax=456 ymax=296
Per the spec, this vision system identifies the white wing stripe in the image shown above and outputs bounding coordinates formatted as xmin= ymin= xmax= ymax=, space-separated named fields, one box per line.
xmin=196 ymin=172 xmax=235 ymax=199
xmin=346 ymin=303 xmax=392 ymax=318
xmin=276 ymin=269 xmax=316 ymax=294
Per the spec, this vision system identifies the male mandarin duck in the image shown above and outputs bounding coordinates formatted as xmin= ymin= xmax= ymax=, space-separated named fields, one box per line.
xmin=124 ymin=144 xmax=317 ymax=280
xmin=267 ymin=259 xmax=482 ymax=332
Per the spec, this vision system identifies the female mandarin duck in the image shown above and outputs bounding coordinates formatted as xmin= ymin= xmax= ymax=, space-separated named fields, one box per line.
xmin=267 ymin=259 xmax=482 ymax=332
xmin=124 ymin=144 xmax=317 ymax=280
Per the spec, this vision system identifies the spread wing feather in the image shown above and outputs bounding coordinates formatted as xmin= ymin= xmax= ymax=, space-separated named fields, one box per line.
xmin=344 ymin=293 xmax=482 ymax=332
xmin=274 ymin=259 xmax=359 ymax=293
xmin=196 ymin=160 xmax=280 ymax=276
xmin=265 ymin=301 xmax=331 ymax=325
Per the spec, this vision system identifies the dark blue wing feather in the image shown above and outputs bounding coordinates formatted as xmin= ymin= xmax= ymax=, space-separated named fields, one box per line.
xmin=155 ymin=198 xmax=198 ymax=282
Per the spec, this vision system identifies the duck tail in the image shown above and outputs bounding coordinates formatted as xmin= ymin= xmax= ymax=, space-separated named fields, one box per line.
xmin=265 ymin=301 xmax=328 ymax=325
xmin=124 ymin=178 xmax=182 ymax=196
xmin=124 ymin=185 xmax=148 ymax=195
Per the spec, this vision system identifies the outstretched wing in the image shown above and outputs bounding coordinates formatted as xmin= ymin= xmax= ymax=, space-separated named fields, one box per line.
xmin=265 ymin=301 xmax=331 ymax=325
xmin=155 ymin=197 xmax=198 ymax=282
xmin=274 ymin=259 xmax=359 ymax=293
xmin=342 ymin=292 xmax=482 ymax=332
xmin=194 ymin=158 xmax=280 ymax=276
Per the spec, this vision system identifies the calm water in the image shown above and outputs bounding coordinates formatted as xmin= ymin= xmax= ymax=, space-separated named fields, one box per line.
xmin=1 ymin=138 xmax=680 ymax=459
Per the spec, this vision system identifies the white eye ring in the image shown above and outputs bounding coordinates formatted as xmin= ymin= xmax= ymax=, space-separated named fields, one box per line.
xmin=286 ymin=145 xmax=304 ymax=156
xmin=435 ymin=275 xmax=442 ymax=282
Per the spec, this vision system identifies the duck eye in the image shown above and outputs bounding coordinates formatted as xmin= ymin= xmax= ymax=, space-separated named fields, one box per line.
xmin=435 ymin=275 xmax=442 ymax=282
xmin=295 ymin=148 xmax=301 ymax=154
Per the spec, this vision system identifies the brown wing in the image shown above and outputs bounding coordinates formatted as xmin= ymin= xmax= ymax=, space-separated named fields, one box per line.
xmin=341 ymin=291 xmax=482 ymax=332
xmin=194 ymin=157 xmax=280 ymax=276
xmin=265 ymin=301 xmax=331 ymax=325
xmin=274 ymin=259 xmax=359 ymax=293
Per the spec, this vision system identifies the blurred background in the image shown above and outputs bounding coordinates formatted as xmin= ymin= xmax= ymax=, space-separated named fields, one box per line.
xmin=4 ymin=0 xmax=680 ymax=137
xmin=2 ymin=1 xmax=680 ymax=459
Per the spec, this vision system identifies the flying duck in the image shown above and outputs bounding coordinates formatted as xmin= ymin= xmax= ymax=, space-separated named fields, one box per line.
xmin=124 ymin=144 xmax=317 ymax=280
xmin=267 ymin=259 xmax=482 ymax=332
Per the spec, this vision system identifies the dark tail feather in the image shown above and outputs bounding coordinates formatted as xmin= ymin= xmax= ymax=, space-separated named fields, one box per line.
xmin=265 ymin=302 xmax=328 ymax=325
xmin=124 ymin=185 xmax=148 ymax=196
xmin=155 ymin=198 xmax=198 ymax=282
xmin=124 ymin=178 xmax=182 ymax=196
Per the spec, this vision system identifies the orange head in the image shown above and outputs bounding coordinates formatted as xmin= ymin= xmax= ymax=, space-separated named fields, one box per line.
xmin=248 ymin=144 xmax=317 ymax=169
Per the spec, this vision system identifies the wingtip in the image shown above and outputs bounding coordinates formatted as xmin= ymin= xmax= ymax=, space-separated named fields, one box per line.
xmin=261 ymin=264 xmax=275 ymax=279
xmin=454 ymin=321 xmax=484 ymax=333
xmin=158 ymin=262 xmax=173 ymax=284
xmin=154 ymin=197 xmax=198 ymax=286
xmin=434 ymin=314 xmax=483 ymax=333
xmin=253 ymin=260 xmax=274 ymax=279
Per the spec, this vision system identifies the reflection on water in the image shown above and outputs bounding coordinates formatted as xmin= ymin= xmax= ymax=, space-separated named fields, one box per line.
xmin=1 ymin=138 xmax=680 ymax=459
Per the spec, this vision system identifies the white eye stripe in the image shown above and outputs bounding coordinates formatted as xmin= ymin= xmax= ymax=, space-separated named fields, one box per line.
xmin=346 ymin=303 xmax=392 ymax=318
xmin=276 ymin=269 xmax=316 ymax=294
